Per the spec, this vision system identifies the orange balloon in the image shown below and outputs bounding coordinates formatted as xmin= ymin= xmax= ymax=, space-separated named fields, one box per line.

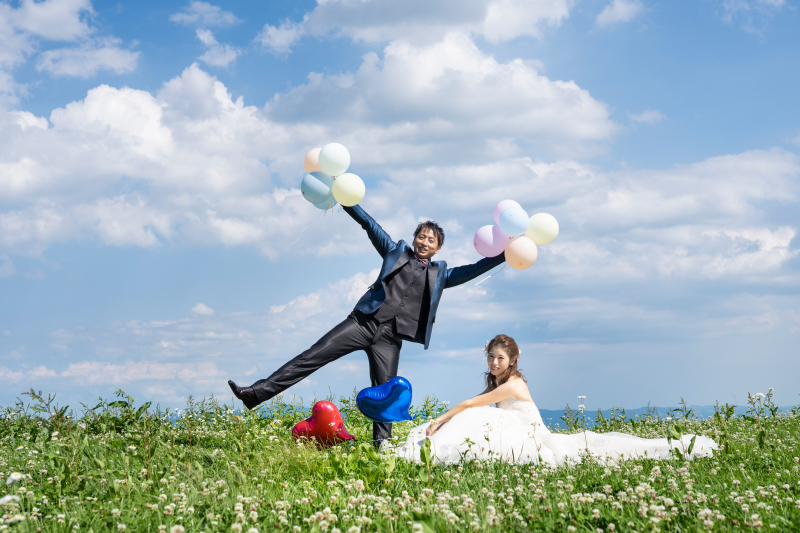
xmin=505 ymin=236 xmax=538 ymax=270
xmin=303 ymin=148 xmax=322 ymax=173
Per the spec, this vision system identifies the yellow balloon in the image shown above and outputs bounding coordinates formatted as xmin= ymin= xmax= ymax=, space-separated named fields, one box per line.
xmin=303 ymin=148 xmax=322 ymax=173
xmin=332 ymin=173 xmax=365 ymax=207
xmin=525 ymin=213 xmax=559 ymax=245
xmin=505 ymin=236 xmax=538 ymax=270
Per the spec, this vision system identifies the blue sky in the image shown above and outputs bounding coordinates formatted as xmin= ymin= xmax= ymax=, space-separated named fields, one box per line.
xmin=1 ymin=0 xmax=799 ymax=412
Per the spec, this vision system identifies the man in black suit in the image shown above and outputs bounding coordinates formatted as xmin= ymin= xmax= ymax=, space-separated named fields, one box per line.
xmin=229 ymin=204 xmax=505 ymax=443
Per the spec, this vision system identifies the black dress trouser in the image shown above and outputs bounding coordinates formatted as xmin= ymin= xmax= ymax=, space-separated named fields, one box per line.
xmin=249 ymin=312 xmax=402 ymax=443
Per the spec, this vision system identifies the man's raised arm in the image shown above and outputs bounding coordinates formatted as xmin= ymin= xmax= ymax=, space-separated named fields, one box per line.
xmin=342 ymin=205 xmax=396 ymax=258
xmin=444 ymin=253 xmax=506 ymax=289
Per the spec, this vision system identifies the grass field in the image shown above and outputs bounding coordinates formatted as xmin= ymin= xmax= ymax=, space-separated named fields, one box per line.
xmin=1 ymin=388 xmax=799 ymax=532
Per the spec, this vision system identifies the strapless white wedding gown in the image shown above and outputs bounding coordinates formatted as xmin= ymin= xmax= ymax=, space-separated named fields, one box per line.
xmin=395 ymin=398 xmax=717 ymax=466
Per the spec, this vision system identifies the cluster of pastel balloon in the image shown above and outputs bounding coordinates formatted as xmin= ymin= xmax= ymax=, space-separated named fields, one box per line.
xmin=473 ymin=200 xmax=559 ymax=270
xmin=301 ymin=143 xmax=366 ymax=209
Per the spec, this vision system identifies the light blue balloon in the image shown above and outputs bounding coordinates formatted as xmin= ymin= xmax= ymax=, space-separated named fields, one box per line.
xmin=301 ymin=171 xmax=334 ymax=203
xmin=498 ymin=205 xmax=529 ymax=237
xmin=313 ymin=196 xmax=337 ymax=210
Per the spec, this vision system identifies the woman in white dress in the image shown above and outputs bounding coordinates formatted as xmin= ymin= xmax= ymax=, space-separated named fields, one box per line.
xmin=395 ymin=334 xmax=717 ymax=466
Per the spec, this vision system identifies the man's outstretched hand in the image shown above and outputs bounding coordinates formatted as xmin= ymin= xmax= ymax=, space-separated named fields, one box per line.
xmin=228 ymin=380 xmax=258 ymax=410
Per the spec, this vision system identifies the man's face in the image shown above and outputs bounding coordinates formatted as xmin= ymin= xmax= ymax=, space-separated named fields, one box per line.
xmin=413 ymin=228 xmax=441 ymax=260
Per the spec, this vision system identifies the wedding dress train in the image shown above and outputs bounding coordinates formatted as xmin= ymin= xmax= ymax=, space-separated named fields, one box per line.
xmin=395 ymin=398 xmax=717 ymax=466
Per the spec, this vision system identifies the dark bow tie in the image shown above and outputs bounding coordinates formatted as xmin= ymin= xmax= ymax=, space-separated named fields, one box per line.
xmin=412 ymin=254 xmax=429 ymax=266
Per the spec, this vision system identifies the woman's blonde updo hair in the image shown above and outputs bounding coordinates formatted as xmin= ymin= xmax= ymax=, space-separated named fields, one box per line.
xmin=484 ymin=334 xmax=526 ymax=391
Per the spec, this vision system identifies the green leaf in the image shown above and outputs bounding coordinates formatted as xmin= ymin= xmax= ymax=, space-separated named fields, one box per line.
xmin=108 ymin=401 xmax=128 ymax=409
xmin=92 ymin=456 xmax=106 ymax=470
xmin=410 ymin=512 xmax=439 ymax=533
xmin=135 ymin=402 xmax=152 ymax=419
xmin=757 ymin=429 xmax=766 ymax=448
xmin=420 ymin=438 xmax=432 ymax=467
xmin=417 ymin=464 xmax=429 ymax=483
xmin=688 ymin=435 xmax=697 ymax=454
xmin=364 ymin=446 xmax=380 ymax=464
xmin=383 ymin=454 xmax=396 ymax=478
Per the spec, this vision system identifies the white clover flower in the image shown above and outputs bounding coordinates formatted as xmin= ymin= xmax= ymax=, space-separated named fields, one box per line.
xmin=117 ymin=524 xmax=127 ymax=532
xmin=111 ymin=509 xmax=120 ymax=517
xmin=170 ymin=526 xmax=185 ymax=533
xmin=6 ymin=472 xmax=23 ymax=486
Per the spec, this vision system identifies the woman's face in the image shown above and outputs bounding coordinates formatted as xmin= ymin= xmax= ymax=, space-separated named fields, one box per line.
xmin=487 ymin=345 xmax=513 ymax=376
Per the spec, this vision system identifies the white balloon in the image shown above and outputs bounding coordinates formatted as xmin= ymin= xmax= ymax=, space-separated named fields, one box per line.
xmin=319 ymin=143 xmax=351 ymax=176
xmin=525 ymin=213 xmax=559 ymax=245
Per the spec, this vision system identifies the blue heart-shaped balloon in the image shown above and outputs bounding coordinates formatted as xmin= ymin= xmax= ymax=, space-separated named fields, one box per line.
xmin=356 ymin=376 xmax=414 ymax=423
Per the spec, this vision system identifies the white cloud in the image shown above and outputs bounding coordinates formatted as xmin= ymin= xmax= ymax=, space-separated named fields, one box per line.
xmin=700 ymin=227 xmax=796 ymax=277
xmin=170 ymin=1 xmax=240 ymax=27
xmin=628 ymin=109 xmax=664 ymax=124
xmin=196 ymin=28 xmax=239 ymax=67
xmin=0 ymin=365 xmax=24 ymax=382
xmin=255 ymin=20 xmax=304 ymax=56
xmin=717 ymin=0 xmax=786 ymax=32
xmin=257 ymin=0 xmax=574 ymax=55
xmin=36 ymin=38 xmax=140 ymax=78
xmin=192 ymin=303 xmax=215 ymax=316
xmin=13 ymin=111 xmax=48 ymax=130
xmin=595 ymin=0 xmax=644 ymax=28
xmin=0 ymin=11 xmax=35 ymax=68
xmin=8 ymin=0 xmax=94 ymax=41
xmin=28 ymin=365 xmax=57 ymax=378
xmin=59 ymin=360 xmax=224 ymax=385
xmin=267 ymin=33 xmax=617 ymax=159
xmin=0 ymin=0 xmax=137 ymax=90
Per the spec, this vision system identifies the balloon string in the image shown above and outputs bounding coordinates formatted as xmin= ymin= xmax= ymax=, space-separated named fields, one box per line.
xmin=291 ymin=209 xmax=325 ymax=245
xmin=290 ymin=203 xmax=339 ymax=245
xmin=475 ymin=263 xmax=506 ymax=286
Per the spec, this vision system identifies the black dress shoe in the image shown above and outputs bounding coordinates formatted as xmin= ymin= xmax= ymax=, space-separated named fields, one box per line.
xmin=228 ymin=380 xmax=259 ymax=410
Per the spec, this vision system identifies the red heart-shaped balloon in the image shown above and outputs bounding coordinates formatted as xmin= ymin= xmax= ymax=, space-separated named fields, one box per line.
xmin=292 ymin=401 xmax=355 ymax=447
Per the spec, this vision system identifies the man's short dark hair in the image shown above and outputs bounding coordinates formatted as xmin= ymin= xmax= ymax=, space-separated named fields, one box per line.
xmin=414 ymin=220 xmax=445 ymax=247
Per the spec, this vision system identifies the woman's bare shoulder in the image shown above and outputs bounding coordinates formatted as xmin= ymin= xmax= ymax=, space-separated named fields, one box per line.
xmin=506 ymin=376 xmax=533 ymax=398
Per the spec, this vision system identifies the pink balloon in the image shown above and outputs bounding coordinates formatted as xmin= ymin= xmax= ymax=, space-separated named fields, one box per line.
xmin=474 ymin=225 xmax=511 ymax=257
xmin=493 ymin=199 xmax=522 ymax=226
xmin=304 ymin=148 xmax=322 ymax=173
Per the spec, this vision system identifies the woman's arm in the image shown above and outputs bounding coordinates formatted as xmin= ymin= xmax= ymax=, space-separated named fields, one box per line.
xmin=426 ymin=380 xmax=521 ymax=436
